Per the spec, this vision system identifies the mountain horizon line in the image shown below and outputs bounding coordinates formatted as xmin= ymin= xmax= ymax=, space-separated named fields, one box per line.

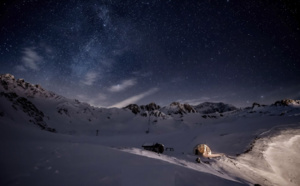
xmin=1 ymin=73 xmax=298 ymax=109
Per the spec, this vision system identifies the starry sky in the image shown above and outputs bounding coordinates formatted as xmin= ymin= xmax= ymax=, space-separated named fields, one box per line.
xmin=1 ymin=0 xmax=300 ymax=108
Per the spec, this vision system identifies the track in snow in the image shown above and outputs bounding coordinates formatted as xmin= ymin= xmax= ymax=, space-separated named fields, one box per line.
xmin=118 ymin=147 xmax=240 ymax=183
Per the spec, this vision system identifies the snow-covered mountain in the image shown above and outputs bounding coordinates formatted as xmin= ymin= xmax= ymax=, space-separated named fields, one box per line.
xmin=1 ymin=73 xmax=300 ymax=186
xmin=273 ymin=99 xmax=300 ymax=106
xmin=0 ymin=73 xmax=239 ymax=132
xmin=194 ymin=102 xmax=238 ymax=114
xmin=124 ymin=102 xmax=167 ymax=118
xmin=162 ymin=102 xmax=197 ymax=115
xmin=124 ymin=101 xmax=239 ymax=119
xmin=1 ymin=73 xmax=62 ymax=99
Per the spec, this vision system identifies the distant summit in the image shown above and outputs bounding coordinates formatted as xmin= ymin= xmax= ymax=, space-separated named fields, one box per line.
xmin=124 ymin=101 xmax=238 ymax=118
xmin=250 ymin=99 xmax=300 ymax=108
xmin=124 ymin=102 xmax=166 ymax=118
xmin=194 ymin=102 xmax=237 ymax=114
xmin=140 ymin=102 xmax=161 ymax=111
xmin=164 ymin=102 xmax=197 ymax=115
xmin=273 ymin=99 xmax=300 ymax=106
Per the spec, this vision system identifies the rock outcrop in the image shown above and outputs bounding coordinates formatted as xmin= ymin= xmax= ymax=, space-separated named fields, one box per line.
xmin=0 ymin=92 xmax=56 ymax=132
xmin=0 ymin=73 xmax=61 ymax=99
xmin=194 ymin=102 xmax=237 ymax=114
xmin=273 ymin=99 xmax=300 ymax=106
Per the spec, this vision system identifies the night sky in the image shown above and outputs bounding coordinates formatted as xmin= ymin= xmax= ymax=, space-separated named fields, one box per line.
xmin=1 ymin=0 xmax=300 ymax=108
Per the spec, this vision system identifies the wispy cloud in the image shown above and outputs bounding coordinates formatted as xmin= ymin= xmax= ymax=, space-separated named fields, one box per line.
xmin=21 ymin=47 xmax=43 ymax=70
xmin=15 ymin=65 xmax=27 ymax=72
xmin=109 ymin=88 xmax=159 ymax=108
xmin=81 ymin=72 xmax=98 ymax=86
xmin=108 ymin=79 xmax=137 ymax=92
xmin=171 ymin=77 xmax=185 ymax=83
xmin=76 ymin=93 xmax=107 ymax=107
xmin=132 ymin=71 xmax=152 ymax=77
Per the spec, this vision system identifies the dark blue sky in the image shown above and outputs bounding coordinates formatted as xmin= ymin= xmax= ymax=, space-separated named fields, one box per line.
xmin=1 ymin=0 xmax=300 ymax=107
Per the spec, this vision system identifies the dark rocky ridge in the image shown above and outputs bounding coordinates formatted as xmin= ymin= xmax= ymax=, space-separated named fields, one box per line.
xmin=0 ymin=92 xmax=56 ymax=132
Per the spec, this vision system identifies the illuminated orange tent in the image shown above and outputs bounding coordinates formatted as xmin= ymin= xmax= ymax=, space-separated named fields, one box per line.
xmin=193 ymin=144 xmax=223 ymax=158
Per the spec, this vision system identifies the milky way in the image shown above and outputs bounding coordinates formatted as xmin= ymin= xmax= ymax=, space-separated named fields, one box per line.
xmin=1 ymin=0 xmax=299 ymax=107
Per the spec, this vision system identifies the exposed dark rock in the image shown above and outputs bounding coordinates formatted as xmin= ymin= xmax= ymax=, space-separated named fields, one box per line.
xmin=1 ymin=80 xmax=8 ymax=90
xmin=252 ymin=102 xmax=261 ymax=109
xmin=124 ymin=104 xmax=140 ymax=114
xmin=57 ymin=108 xmax=69 ymax=116
xmin=273 ymin=99 xmax=300 ymax=106
xmin=125 ymin=103 xmax=167 ymax=118
xmin=194 ymin=102 xmax=237 ymax=114
xmin=0 ymin=91 xmax=56 ymax=132
xmin=141 ymin=112 xmax=148 ymax=117
xmin=0 ymin=92 xmax=18 ymax=101
xmin=168 ymin=102 xmax=197 ymax=115
xmin=140 ymin=102 xmax=160 ymax=111
xmin=0 ymin=74 xmax=62 ymax=100
xmin=183 ymin=103 xmax=196 ymax=113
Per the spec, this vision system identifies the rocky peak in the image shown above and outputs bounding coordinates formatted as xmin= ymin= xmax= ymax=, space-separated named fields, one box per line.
xmin=140 ymin=102 xmax=160 ymax=111
xmin=124 ymin=104 xmax=140 ymax=114
xmin=124 ymin=103 xmax=167 ymax=118
xmin=170 ymin=102 xmax=180 ymax=107
xmin=252 ymin=102 xmax=261 ymax=109
xmin=273 ymin=99 xmax=300 ymax=106
xmin=194 ymin=102 xmax=237 ymax=114
xmin=167 ymin=102 xmax=197 ymax=115
xmin=1 ymin=73 xmax=15 ymax=80
xmin=0 ymin=74 xmax=60 ymax=99
xmin=0 ymin=92 xmax=56 ymax=132
xmin=183 ymin=103 xmax=196 ymax=113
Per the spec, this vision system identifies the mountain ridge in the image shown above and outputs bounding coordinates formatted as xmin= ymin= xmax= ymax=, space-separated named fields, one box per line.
xmin=1 ymin=73 xmax=300 ymax=135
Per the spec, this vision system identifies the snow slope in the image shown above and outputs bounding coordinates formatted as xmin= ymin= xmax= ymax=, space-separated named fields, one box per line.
xmin=0 ymin=121 xmax=244 ymax=186
xmin=214 ymin=125 xmax=300 ymax=186
xmin=1 ymin=74 xmax=300 ymax=185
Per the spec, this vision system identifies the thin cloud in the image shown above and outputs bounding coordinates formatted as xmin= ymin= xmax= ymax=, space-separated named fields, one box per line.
xmin=81 ymin=72 xmax=98 ymax=86
xmin=21 ymin=47 xmax=43 ymax=70
xmin=108 ymin=79 xmax=137 ymax=92
xmin=132 ymin=71 xmax=152 ymax=77
xmin=109 ymin=88 xmax=159 ymax=108
xmin=15 ymin=65 xmax=27 ymax=72
xmin=76 ymin=93 xmax=107 ymax=107
xmin=171 ymin=77 xmax=184 ymax=83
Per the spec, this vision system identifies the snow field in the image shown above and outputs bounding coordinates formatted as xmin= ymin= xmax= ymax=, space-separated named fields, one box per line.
xmin=213 ymin=127 xmax=300 ymax=186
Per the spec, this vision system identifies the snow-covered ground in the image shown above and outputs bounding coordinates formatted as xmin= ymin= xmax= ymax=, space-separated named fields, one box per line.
xmin=0 ymin=120 xmax=245 ymax=186
xmin=213 ymin=125 xmax=300 ymax=186
xmin=1 ymin=74 xmax=300 ymax=185
xmin=1 ymin=112 xmax=300 ymax=185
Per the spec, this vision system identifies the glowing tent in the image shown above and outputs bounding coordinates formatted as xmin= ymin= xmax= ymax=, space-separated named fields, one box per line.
xmin=193 ymin=144 xmax=222 ymax=158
